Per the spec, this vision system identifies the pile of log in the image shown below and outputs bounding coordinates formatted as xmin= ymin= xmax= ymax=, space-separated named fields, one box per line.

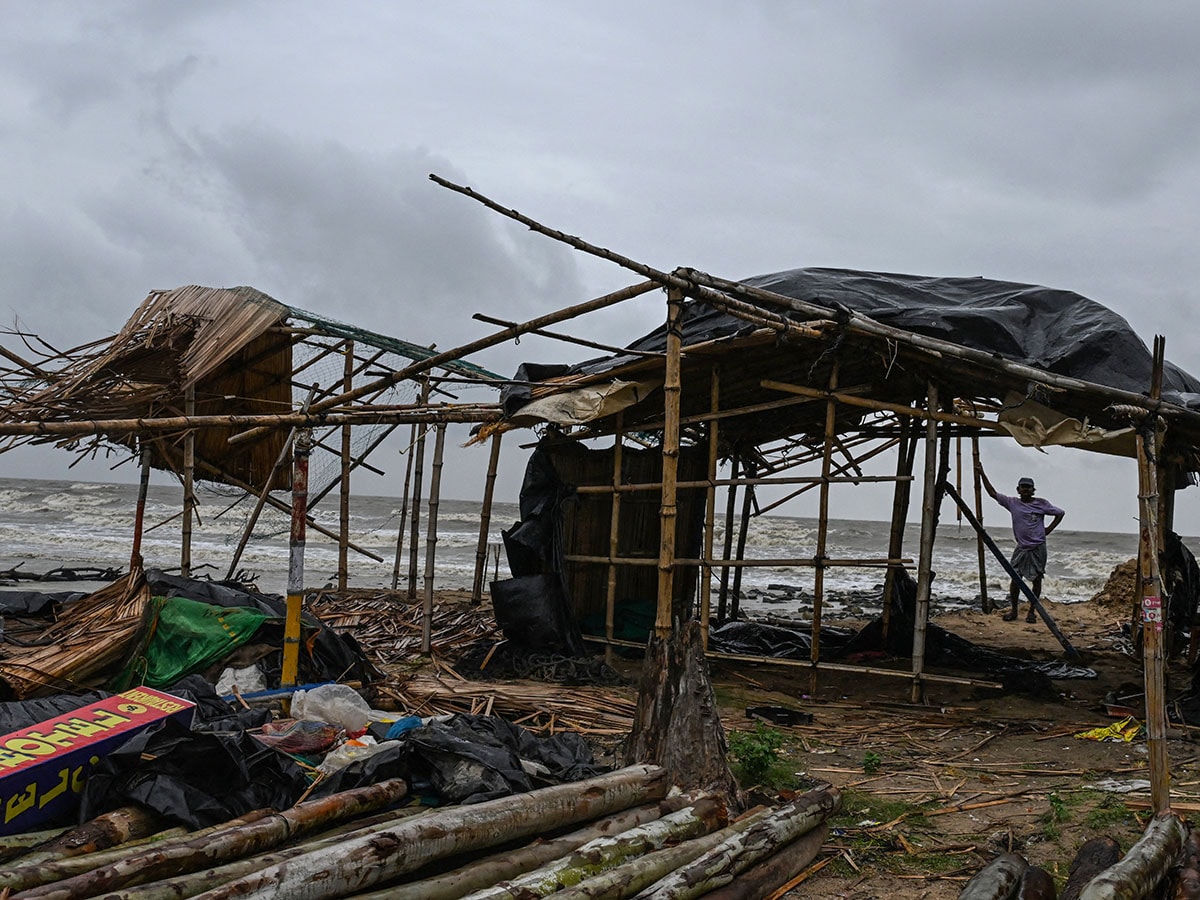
xmin=958 ymin=812 xmax=1188 ymax=900
xmin=0 ymin=764 xmax=841 ymax=900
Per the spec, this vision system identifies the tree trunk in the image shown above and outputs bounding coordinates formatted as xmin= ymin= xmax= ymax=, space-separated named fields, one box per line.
xmin=700 ymin=821 xmax=827 ymax=900
xmin=1080 ymin=812 xmax=1186 ymax=900
xmin=624 ymin=620 xmax=739 ymax=803
xmin=463 ymin=797 xmax=726 ymax=900
xmin=13 ymin=779 xmax=408 ymax=899
xmin=354 ymin=798 xmax=703 ymax=900
xmin=189 ymin=765 xmax=670 ymax=900
xmin=634 ymin=788 xmax=840 ymax=900
xmin=18 ymin=806 xmax=166 ymax=863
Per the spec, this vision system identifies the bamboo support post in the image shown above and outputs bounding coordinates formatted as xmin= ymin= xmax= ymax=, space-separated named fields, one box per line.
xmin=181 ymin=385 xmax=195 ymax=577
xmin=391 ymin=422 xmax=417 ymax=590
xmin=656 ymin=288 xmax=684 ymax=638
xmin=422 ymin=423 xmax=447 ymax=655
xmin=701 ymin=368 xmax=720 ymax=647
xmin=605 ymin=413 xmax=624 ymax=665
xmin=881 ymin=420 xmax=915 ymax=644
xmin=811 ymin=362 xmax=838 ymax=692
xmin=282 ymin=429 xmax=312 ymax=687
xmin=130 ymin=446 xmax=151 ymax=571
xmin=1139 ymin=335 xmax=1170 ymax=813
xmin=337 ymin=341 xmax=354 ymax=591
xmin=407 ymin=380 xmax=430 ymax=600
xmin=730 ymin=461 xmax=755 ymax=621
xmin=971 ymin=434 xmax=992 ymax=612
xmin=471 ymin=432 xmax=503 ymax=605
xmin=717 ymin=455 xmax=739 ymax=626
xmin=911 ymin=382 xmax=939 ymax=703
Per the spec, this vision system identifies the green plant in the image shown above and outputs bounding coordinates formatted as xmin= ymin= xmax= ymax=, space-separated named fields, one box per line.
xmin=728 ymin=722 xmax=784 ymax=785
xmin=863 ymin=751 xmax=882 ymax=775
xmin=1046 ymin=791 xmax=1069 ymax=823
xmin=1085 ymin=795 xmax=1132 ymax=829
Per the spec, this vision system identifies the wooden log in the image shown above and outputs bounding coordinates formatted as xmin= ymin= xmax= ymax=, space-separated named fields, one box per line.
xmin=1018 ymin=866 xmax=1056 ymax=900
xmin=633 ymin=787 xmax=840 ymax=900
xmin=99 ymin=807 xmax=434 ymax=900
xmin=1171 ymin=829 xmax=1200 ymax=900
xmin=701 ymin=821 xmax=827 ymax=900
xmin=0 ymin=827 xmax=71 ymax=865
xmin=958 ymin=853 xmax=1028 ymax=900
xmin=459 ymin=797 xmax=727 ymax=900
xmin=12 ymin=779 xmax=409 ymax=899
xmin=1061 ymin=838 xmax=1120 ymax=900
xmin=19 ymin=806 xmax=166 ymax=863
xmin=5 ymin=826 xmax=187 ymax=874
xmin=625 ymin=621 xmax=739 ymax=802
xmin=1079 ymin=812 xmax=1187 ymax=900
xmin=656 ymin=288 xmax=684 ymax=637
xmin=185 ymin=765 xmax=671 ymax=900
xmin=548 ymin=808 xmax=776 ymax=900
xmin=353 ymin=797 xmax=706 ymax=900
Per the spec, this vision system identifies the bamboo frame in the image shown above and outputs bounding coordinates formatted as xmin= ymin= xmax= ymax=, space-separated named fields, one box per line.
xmin=701 ymin=368 xmax=720 ymax=646
xmin=407 ymin=381 xmax=430 ymax=601
xmin=181 ymin=384 xmax=195 ymax=578
xmin=605 ymin=413 xmax=624 ymax=665
xmin=655 ymin=289 xmax=685 ymax=637
xmin=911 ymin=382 xmax=939 ymax=703
xmin=881 ymin=420 xmax=916 ymax=644
xmin=338 ymin=341 xmax=354 ymax=591
xmin=391 ymin=422 xmax=417 ymax=591
xmin=810 ymin=362 xmax=838 ymax=692
xmin=422 ymin=423 xmax=447 ymax=655
xmin=970 ymin=434 xmax=991 ymax=612
xmin=471 ymin=432 xmax=504 ymax=605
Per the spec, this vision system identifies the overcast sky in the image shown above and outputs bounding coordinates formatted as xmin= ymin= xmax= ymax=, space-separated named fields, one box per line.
xmin=3 ymin=1 xmax=1200 ymax=536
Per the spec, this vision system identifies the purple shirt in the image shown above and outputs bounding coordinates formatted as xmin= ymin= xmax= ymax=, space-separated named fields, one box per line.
xmin=994 ymin=494 xmax=1065 ymax=549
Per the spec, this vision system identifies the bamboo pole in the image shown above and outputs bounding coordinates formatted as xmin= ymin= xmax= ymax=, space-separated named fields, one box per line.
xmin=471 ymin=432 xmax=504 ymax=605
xmin=1139 ymin=335 xmax=1170 ymax=814
xmin=574 ymin=473 xmax=906 ymax=494
xmin=911 ymin=382 xmax=939 ymax=703
xmin=717 ymin=456 xmax=739 ymax=626
xmin=227 ymin=278 xmax=661 ymax=447
xmin=422 ymin=423 xmax=447 ymax=655
xmin=391 ymin=422 xmax=417 ymax=590
xmin=656 ymin=289 xmax=684 ymax=638
xmin=730 ymin=461 xmax=755 ymax=622
xmin=408 ymin=380 xmax=430 ymax=601
xmin=970 ymin=434 xmax=992 ymax=613
xmin=181 ymin=384 xmax=195 ymax=578
xmin=130 ymin=446 xmax=151 ymax=571
xmin=281 ymin=428 xmax=312 ymax=688
xmin=226 ymin=387 xmax=318 ymax=581
xmin=701 ymin=368 xmax=720 ymax=647
xmin=811 ymin=362 xmax=838 ymax=693
xmin=0 ymin=405 xmax=500 ymax=437
xmin=881 ymin=420 xmax=915 ymax=644
xmin=761 ymin=379 xmax=1008 ymax=432
xmin=337 ymin=341 xmax=354 ymax=591
xmin=606 ymin=413 xmax=624 ymax=665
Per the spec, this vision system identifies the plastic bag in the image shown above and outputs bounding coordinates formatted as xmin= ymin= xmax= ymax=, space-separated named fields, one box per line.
xmin=216 ymin=664 xmax=267 ymax=697
xmin=317 ymin=736 xmax=401 ymax=775
xmin=290 ymin=684 xmax=371 ymax=734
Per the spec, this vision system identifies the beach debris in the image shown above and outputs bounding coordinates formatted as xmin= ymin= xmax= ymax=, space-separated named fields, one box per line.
xmin=1078 ymin=811 xmax=1186 ymax=900
xmin=1075 ymin=716 xmax=1144 ymax=743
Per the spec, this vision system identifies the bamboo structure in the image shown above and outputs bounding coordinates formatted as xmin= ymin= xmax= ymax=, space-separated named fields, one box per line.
xmin=472 ymin=432 xmax=504 ymax=604
xmin=422 ymin=423 xmax=447 ymax=655
xmin=338 ymin=340 xmax=354 ymax=591
xmin=181 ymin=384 xmax=195 ymax=577
xmin=407 ymin=381 xmax=430 ymax=601
xmin=655 ymin=289 xmax=685 ymax=638
xmin=911 ymin=383 xmax=939 ymax=703
xmin=282 ymin=429 xmax=312 ymax=688
xmin=391 ymin=422 xmax=417 ymax=591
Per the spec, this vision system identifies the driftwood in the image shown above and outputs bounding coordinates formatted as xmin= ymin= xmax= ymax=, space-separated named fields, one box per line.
xmin=549 ymin=809 xmax=775 ymax=900
xmin=13 ymin=779 xmax=409 ymax=900
xmin=462 ymin=797 xmax=727 ymax=900
xmin=633 ymin=787 xmax=841 ymax=900
xmin=1062 ymin=838 xmax=1122 ymax=900
xmin=1080 ymin=813 xmax=1187 ymax=900
xmin=958 ymin=853 xmax=1028 ymax=900
xmin=190 ymin=765 xmax=670 ymax=900
xmin=355 ymin=798 xmax=707 ymax=900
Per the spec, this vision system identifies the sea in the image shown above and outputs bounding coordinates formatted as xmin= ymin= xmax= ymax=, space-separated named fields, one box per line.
xmin=0 ymin=476 xmax=1166 ymax=619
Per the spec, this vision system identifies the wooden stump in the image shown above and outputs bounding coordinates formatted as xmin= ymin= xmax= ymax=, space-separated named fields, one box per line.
xmin=624 ymin=620 xmax=740 ymax=804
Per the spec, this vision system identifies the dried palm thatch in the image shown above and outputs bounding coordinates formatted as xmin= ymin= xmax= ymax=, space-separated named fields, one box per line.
xmin=0 ymin=563 xmax=151 ymax=699
xmin=378 ymin=673 xmax=636 ymax=736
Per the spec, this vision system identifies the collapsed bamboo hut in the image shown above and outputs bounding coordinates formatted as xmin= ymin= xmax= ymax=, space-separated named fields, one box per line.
xmin=425 ymin=176 xmax=1200 ymax=813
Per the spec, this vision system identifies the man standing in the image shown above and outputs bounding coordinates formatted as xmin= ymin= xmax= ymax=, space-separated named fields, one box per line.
xmin=975 ymin=462 xmax=1065 ymax=622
